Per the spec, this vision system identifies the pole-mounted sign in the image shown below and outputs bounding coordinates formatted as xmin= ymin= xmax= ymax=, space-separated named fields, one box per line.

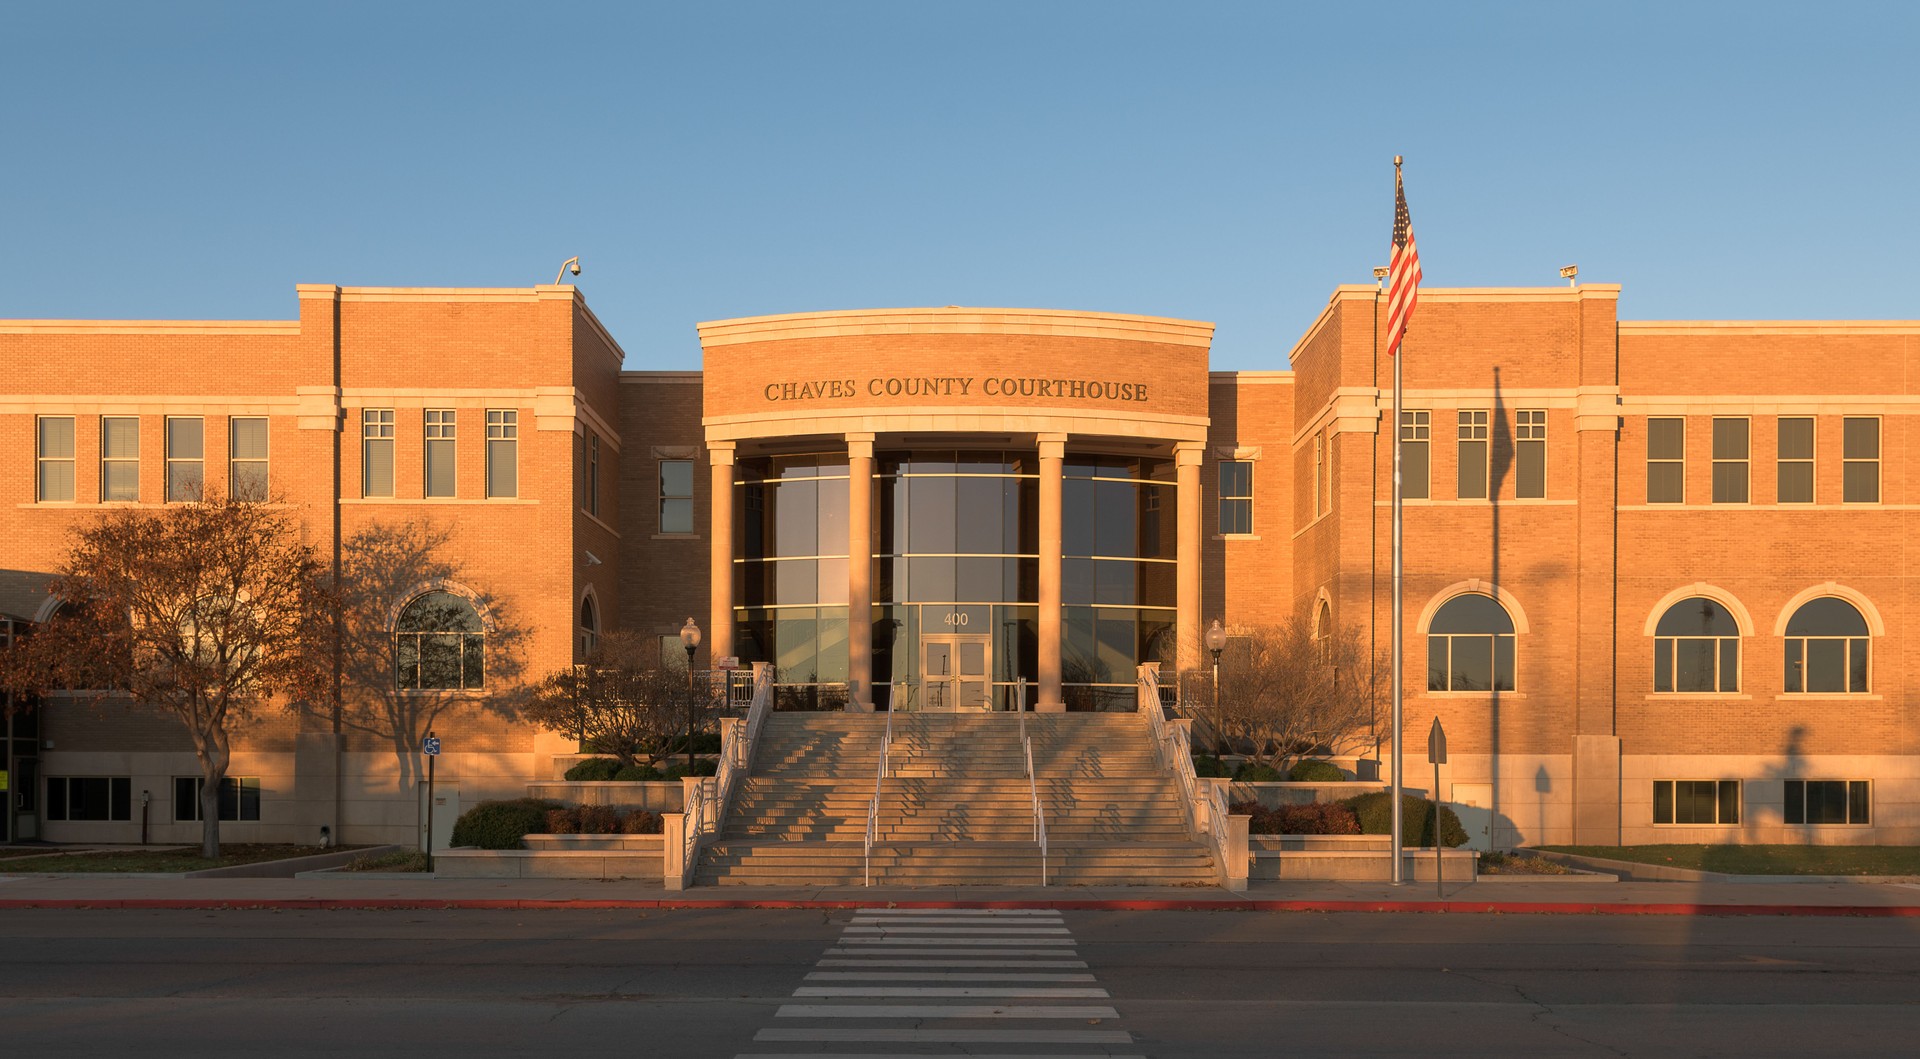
xmin=423 ymin=730 xmax=441 ymax=872
xmin=1428 ymin=717 xmax=1447 ymax=896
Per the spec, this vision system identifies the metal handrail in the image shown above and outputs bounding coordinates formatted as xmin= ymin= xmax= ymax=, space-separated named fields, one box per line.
xmin=1140 ymin=665 xmax=1229 ymax=885
xmin=1025 ymin=727 xmax=1048 ymax=887
xmin=864 ymin=703 xmax=894 ymax=887
xmin=682 ymin=664 xmax=774 ymax=888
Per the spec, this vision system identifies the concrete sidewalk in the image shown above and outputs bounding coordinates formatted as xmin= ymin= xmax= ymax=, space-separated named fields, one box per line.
xmin=4 ymin=869 xmax=1919 ymax=914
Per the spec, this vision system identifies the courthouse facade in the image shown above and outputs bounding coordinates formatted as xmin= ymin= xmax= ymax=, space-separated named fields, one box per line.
xmin=1 ymin=281 xmax=1916 ymax=849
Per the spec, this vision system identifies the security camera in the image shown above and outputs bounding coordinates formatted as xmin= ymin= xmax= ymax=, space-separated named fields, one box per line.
xmin=569 ymin=261 xmax=582 ymax=276
xmin=554 ymin=256 xmax=582 ymax=284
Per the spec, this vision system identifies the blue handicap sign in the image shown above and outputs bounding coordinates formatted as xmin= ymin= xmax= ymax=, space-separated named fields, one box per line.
xmin=423 ymin=736 xmax=441 ymax=756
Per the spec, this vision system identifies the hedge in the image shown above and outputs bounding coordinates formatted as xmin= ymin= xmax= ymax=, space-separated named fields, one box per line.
xmin=1287 ymin=758 xmax=1347 ymax=782
xmin=1191 ymin=754 xmax=1231 ymax=778
xmin=564 ymin=758 xmax=624 ymax=781
xmin=1343 ymin=791 xmax=1468 ymax=847
xmin=1230 ymin=799 xmax=1361 ymax=835
xmin=450 ymin=799 xmax=562 ymax=849
xmin=1232 ymin=761 xmax=1286 ymax=782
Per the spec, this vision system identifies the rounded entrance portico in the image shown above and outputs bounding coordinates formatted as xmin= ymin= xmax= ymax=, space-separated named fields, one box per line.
xmin=697 ymin=307 xmax=1214 ymax=712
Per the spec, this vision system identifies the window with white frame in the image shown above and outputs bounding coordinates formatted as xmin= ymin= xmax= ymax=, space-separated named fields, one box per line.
xmin=1783 ymin=596 xmax=1870 ymax=693
xmin=173 ymin=776 xmax=262 ymax=821
xmin=1842 ymin=417 xmax=1879 ymax=503
xmin=659 ymin=459 xmax=694 ymax=533
xmin=1646 ymin=417 xmax=1684 ymax=503
xmin=1711 ymin=417 xmax=1749 ymax=503
xmin=363 ymin=409 xmax=395 ymax=497
xmin=1427 ymin=593 xmax=1515 ymax=691
xmin=1653 ymin=780 xmax=1740 ymax=825
xmin=424 ymin=410 xmax=457 ymax=498
xmin=586 ymin=433 xmax=601 ymax=516
xmin=395 ymin=590 xmax=485 ymax=690
xmin=485 ymin=409 xmax=518 ymax=498
xmin=36 ymin=415 xmax=75 ymax=502
xmin=1457 ymin=410 xmax=1488 ymax=499
xmin=1776 ymin=416 xmax=1814 ymax=503
xmin=100 ymin=417 xmax=140 ymax=502
xmin=229 ymin=417 xmax=269 ymax=501
xmin=1515 ymin=409 xmax=1546 ymax=499
xmin=165 ymin=417 xmax=204 ymax=502
xmin=1218 ymin=460 xmax=1252 ymax=534
xmin=1399 ymin=411 xmax=1429 ymax=500
xmin=1653 ymin=597 xmax=1740 ymax=692
xmin=1784 ymin=779 xmax=1870 ymax=825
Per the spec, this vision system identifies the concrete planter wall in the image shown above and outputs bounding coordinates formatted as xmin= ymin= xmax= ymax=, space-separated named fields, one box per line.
xmin=525 ymin=781 xmax=684 ymax=811
xmin=1228 ymin=781 xmax=1418 ymax=807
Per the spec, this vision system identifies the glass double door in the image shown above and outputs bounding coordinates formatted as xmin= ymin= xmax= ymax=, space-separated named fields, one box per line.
xmin=921 ymin=634 xmax=992 ymax=711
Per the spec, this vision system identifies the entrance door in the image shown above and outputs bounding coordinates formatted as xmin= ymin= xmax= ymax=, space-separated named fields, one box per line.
xmin=1451 ymin=782 xmax=1494 ymax=851
xmin=922 ymin=635 xmax=992 ymax=711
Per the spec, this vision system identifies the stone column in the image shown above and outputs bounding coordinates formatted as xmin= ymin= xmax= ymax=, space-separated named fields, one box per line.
xmin=708 ymin=442 xmax=736 ymax=664
xmin=846 ymin=433 xmax=875 ymax=711
xmin=1176 ymin=442 xmax=1204 ymax=676
xmin=1037 ymin=433 xmax=1067 ymax=712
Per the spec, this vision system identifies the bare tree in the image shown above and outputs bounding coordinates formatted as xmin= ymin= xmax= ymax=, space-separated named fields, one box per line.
xmin=1207 ymin=614 xmax=1385 ymax=771
xmin=520 ymin=630 xmax=689 ymax=767
xmin=0 ymin=493 xmax=333 ymax=858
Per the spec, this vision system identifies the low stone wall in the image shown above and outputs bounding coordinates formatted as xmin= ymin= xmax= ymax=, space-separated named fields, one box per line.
xmin=432 ymin=848 xmax=663 ymax=880
xmin=188 ymin=844 xmax=406 ymax=879
xmin=1228 ymin=782 xmax=1420 ymax=808
xmin=526 ymin=781 xmax=684 ymax=811
xmin=1250 ymin=847 xmax=1478 ymax=882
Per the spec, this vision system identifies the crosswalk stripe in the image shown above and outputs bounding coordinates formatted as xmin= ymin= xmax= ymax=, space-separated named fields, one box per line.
xmin=738 ymin=1053 xmax=1147 ymax=1058
xmin=806 ymin=971 xmax=1098 ymax=982
xmin=753 ymin=1028 xmax=1136 ymax=1044
xmin=837 ymin=936 xmax=1076 ymax=946
xmin=843 ymin=925 xmax=1072 ymax=934
xmin=775 ymin=1004 xmax=1121 ymax=1019
xmin=849 ymin=916 xmax=1065 ymax=926
xmin=793 ymin=986 xmax=1112 ymax=998
xmin=815 ymin=958 xmax=1090 ymax=969
xmin=846 ymin=908 xmax=1064 ymax=916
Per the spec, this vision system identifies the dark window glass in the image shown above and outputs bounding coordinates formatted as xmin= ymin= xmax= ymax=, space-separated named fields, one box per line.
xmin=1653 ymin=780 xmax=1674 ymax=824
xmin=1428 ymin=594 xmax=1515 ymax=692
xmin=1430 ymin=594 xmax=1515 ymax=634
xmin=1399 ymin=412 xmax=1430 ymax=500
xmin=1711 ymin=418 xmax=1749 ymax=503
xmin=1787 ymin=779 xmax=1871 ymax=825
xmin=1515 ymin=410 xmax=1546 ymax=499
xmin=1654 ymin=597 xmax=1740 ymax=692
xmin=362 ymin=409 xmax=395 ymax=498
xmin=1646 ymin=418 xmax=1685 ymax=503
xmin=36 ymin=416 xmax=76 ymax=501
xmin=1843 ymin=418 xmax=1879 ymax=503
xmin=1777 ymin=417 xmax=1814 ymax=503
xmin=1784 ymin=597 xmax=1870 ymax=694
xmin=1457 ymin=411 xmax=1488 ymax=499
xmin=395 ymin=591 xmax=485 ymax=690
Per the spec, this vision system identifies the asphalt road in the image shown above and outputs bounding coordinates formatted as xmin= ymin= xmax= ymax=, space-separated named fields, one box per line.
xmin=2 ymin=907 xmax=1918 ymax=1057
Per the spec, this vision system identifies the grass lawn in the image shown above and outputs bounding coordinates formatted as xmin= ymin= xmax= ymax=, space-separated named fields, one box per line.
xmin=0 ymin=843 xmax=358 ymax=874
xmin=1537 ymin=844 xmax=1920 ymax=876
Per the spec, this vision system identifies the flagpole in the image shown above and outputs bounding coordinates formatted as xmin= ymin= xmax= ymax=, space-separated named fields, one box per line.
xmin=1389 ymin=156 xmax=1406 ymax=884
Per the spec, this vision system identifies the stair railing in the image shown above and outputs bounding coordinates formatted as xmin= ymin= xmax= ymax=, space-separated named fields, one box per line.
xmin=680 ymin=663 xmax=775 ymax=889
xmin=1023 ymin=709 xmax=1048 ymax=887
xmin=864 ymin=702 xmax=894 ymax=887
xmin=1139 ymin=663 xmax=1229 ymax=886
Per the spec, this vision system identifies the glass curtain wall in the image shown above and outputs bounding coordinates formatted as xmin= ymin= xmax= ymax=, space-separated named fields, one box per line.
xmin=1062 ymin=455 xmax=1177 ymax=710
xmin=874 ymin=451 xmax=1038 ymax=711
xmin=733 ymin=454 xmax=851 ymax=708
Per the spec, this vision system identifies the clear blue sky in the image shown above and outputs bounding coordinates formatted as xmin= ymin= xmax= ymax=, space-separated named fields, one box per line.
xmin=3 ymin=2 xmax=1915 ymax=370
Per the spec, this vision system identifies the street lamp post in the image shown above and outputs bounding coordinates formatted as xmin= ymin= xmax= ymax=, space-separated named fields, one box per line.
xmin=1205 ymin=618 xmax=1227 ymax=709
xmin=680 ymin=617 xmax=701 ymax=771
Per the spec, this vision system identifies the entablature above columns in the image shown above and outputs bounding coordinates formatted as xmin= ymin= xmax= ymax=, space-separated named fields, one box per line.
xmin=703 ymin=408 xmax=1208 ymax=446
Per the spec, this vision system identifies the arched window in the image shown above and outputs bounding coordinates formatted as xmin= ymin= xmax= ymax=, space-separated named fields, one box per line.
xmin=1427 ymin=594 xmax=1515 ymax=691
xmin=1313 ymin=599 xmax=1332 ymax=641
xmin=1654 ymin=597 xmax=1740 ymax=692
xmin=395 ymin=591 xmax=484 ymax=690
xmin=579 ymin=595 xmax=599 ymax=659
xmin=1784 ymin=597 xmax=1869 ymax=693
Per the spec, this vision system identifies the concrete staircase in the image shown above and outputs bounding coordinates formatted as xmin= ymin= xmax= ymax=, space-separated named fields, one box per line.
xmin=694 ymin=712 xmax=1219 ymax=887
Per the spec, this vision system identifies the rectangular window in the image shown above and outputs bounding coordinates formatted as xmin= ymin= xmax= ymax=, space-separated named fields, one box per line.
xmin=1313 ymin=434 xmax=1326 ymax=516
xmin=172 ymin=776 xmax=262 ymax=822
xmin=362 ymin=409 xmax=395 ymax=497
xmin=587 ymin=433 xmax=600 ymax=516
xmin=1457 ymin=410 xmax=1489 ymax=499
xmin=1399 ymin=411 xmax=1429 ymax=499
xmin=659 ymin=459 xmax=694 ymax=533
xmin=1777 ymin=416 xmax=1814 ymax=504
xmin=1710 ymin=417 xmax=1749 ymax=503
xmin=229 ymin=417 xmax=269 ymax=501
xmin=1843 ymin=417 xmax=1879 ymax=503
xmin=1646 ymin=417 xmax=1685 ymax=503
xmin=46 ymin=776 xmax=132 ymax=822
xmin=1784 ymin=779 xmax=1870 ymax=825
xmin=100 ymin=416 xmax=140 ymax=502
xmin=1515 ymin=409 xmax=1546 ymax=499
xmin=36 ymin=415 xmax=75 ymax=501
xmin=485 ymin=409 xmax=518 ymax=498
xmin=1652 ymin=780 xmax=1740 ymax=825
xmin=424 ymin=409 xmax=457 ymax=498
xmin=165 ymin=417 xmax=204 ymax=502
xmin=1218 ymin=460 xmax=1253 ymax=534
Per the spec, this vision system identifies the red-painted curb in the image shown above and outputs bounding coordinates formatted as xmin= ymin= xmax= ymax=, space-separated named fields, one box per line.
xmin=2 ymin=897 xmax=1917 ymax=916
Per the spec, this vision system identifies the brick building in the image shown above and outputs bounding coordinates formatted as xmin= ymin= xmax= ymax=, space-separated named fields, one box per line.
xmin=1 ymin=283 xmax=1914 ymax=849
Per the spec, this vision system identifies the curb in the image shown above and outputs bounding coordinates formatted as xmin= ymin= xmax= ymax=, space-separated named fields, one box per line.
xmin=2 ymin=897 xmax=1917 ymax=916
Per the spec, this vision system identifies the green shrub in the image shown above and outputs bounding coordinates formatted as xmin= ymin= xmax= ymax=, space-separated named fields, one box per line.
xmin=341 ymin=848 xmax=430 ymax=872
xmin=622 ymin=810 xmax=664 ymax=834
xmin=1233 ymin=761 xmax=1286 ymax=782
xmin=564 ymin=758 xmax=623 ymax=781
xmin=543 ymin=805 xmax=626 ymax=835
xmin=614 ymin=763 xmax=663 ymax=781
xmin=1191 ymin=754 xmax=1231 ymax=778
xmin=1288 ymin=759 xmax=1348 ymax=782
xmin=661 ymin=758 xmax=717 ymax=779
xmin=450 ymin=799 xmax=561 ymax=850
xmin=1230 ymin=799 xmax=1361 ymax=835
xmin=1341 ymin=791 xmax=1468 ymax=847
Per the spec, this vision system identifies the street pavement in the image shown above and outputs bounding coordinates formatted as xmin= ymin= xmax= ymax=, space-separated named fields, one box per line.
xmin=4 ymin=902 xmax=1920 ymax=1057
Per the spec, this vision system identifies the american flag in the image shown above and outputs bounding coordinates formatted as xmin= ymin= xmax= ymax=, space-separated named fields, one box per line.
xmin=1385 ymin=159 xmax=1421 ymax=358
